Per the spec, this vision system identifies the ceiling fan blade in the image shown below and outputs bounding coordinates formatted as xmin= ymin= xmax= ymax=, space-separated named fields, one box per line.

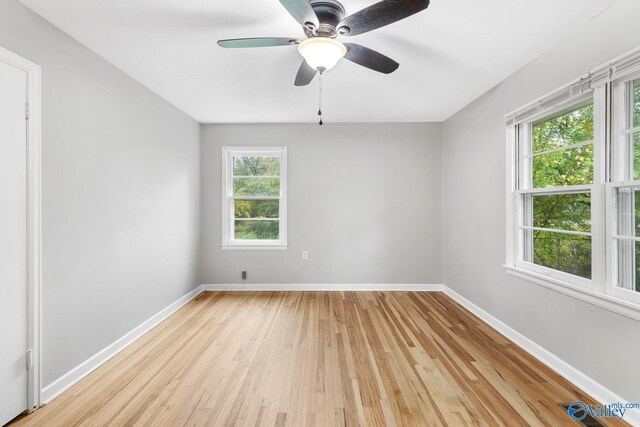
xmin=294 ymin=60 xmax=317 ymax=86
xmin=337 ymin=0 xmax=429 ymax=36
xmin=217 ymin=37 xmax=299 ymax=48
xmin=344 ymin=43 xmax=399 ymax=74
xmin=278 ymin=0 xmax=319 ymax=29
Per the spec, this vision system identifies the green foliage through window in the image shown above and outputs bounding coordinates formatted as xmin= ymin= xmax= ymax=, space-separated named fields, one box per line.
xmin=235 ymin=221 xmax=279 ymax=240
xmin=532 ymin=193 xmax=591 ymax=232
xmin=234 ymin=200 xmax=279 ymax=219
xmin=527 ymin=102 xmax=594 ymax=278
xmin=231 ymin=154 xmax=281 ymax=241
xmin=532 ymin=104 xmax=594 ymax=152
xmin=531 ymin=231 xmax=592 ymax=279
xmin=531 ymin=103 xmax=594 ymax=188
xmin=234 ymin=178 xmax=280 ymax=197
xmin=532 ymin=145 xmax=593 ymax=188
xmin=233 ymin=156 xmax=280 ymax=176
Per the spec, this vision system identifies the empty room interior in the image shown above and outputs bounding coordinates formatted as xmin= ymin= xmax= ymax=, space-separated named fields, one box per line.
xmin=2 ymin=0 xmax=640 ymax=425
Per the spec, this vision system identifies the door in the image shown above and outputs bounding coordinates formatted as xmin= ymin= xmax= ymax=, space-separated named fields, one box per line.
xmin=0 ymin=58 xmax=28 ymax=425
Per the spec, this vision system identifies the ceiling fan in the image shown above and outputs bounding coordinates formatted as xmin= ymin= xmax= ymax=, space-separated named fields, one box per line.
xmin=217 ymin=0 xmax=431 ymax=86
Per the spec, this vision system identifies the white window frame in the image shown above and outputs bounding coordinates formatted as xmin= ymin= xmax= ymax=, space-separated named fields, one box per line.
xmin=221 ymin=146 xmax=288 ymax=250
xmin=605 ymin=72 xmax=640 ymax=305
xmin=505 ymin=45 xmax=640 ymax=321
xmin=510 ymin=91 xmax=605 ymax=291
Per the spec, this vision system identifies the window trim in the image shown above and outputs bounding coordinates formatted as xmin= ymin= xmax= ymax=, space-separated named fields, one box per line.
xmin=505 ymin=46 xmax=640 ymax=321
xmin=220 ymin=146 xmax=288 ymax=250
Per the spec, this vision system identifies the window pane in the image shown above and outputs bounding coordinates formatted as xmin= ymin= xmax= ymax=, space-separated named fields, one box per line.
xmin=234 ymin=200 xmax=279 ymax=219
xmin=532 ymin=103 xmax=594 ymax=153
xmin=532 ymin=144 xmax=593 ymax=187
xmin=234 ymin=220 xmax=279 ymax=240
xmin=528 ymin=230 xmax=592 ymax=279
xmin=634 ymin=79 xmax=640 ymax=128
xmin=234 ymin=177 xmax=280 ymax=197
xmin=531 ymin=193 xmax=591 ymax=232
xmin=616 ymin=187 xmax=640 ymax=237
xmin=616 ymin=240 xmax=640 ymax=293
xmin=233 ymin=156 xmax=280 ymax=176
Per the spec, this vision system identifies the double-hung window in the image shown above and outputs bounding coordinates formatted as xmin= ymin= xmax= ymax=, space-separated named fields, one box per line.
xmin=512 ymin=95 xmax=602 ymax=289
xmin=608 ymin=75 xmax=640 ymax=304
xmin=506 ymin=46 xmax=640 ymax=318
xmin=221 ymin=146 xmax=287 ymax=250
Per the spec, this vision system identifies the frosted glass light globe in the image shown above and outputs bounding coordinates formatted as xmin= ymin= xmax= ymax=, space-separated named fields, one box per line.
xmin=298 ymin=37 xmax=347 ymax=71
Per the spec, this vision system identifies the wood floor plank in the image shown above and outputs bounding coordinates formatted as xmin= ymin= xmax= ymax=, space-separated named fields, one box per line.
xmin=12 ymin=291 xmax=630 ymax=427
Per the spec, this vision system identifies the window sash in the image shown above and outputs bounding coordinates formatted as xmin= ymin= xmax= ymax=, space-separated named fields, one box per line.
xmin=517 ymin=96 xmax=595 ymax=192
xmin=517 ymin=191 xmax=594 ymax=283
xmin=605 ymin=181 xmax=640 ymax=305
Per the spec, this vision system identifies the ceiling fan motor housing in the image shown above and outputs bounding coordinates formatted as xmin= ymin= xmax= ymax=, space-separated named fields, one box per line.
xmin=305 ymin=0 xmax=347 ymax=38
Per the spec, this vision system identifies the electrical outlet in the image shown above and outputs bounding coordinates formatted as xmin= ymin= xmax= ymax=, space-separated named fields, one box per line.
xmin=302 ymin=251 xmax=309 ymax=260
xmin=242 ymin=271 xmax=247 ymax=280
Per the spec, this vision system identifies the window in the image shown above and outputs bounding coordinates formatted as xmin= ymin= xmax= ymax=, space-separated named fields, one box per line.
xmin=505 ymin=46 xmax=640 ymax=318
xmin=221 ymin=146 xmax=287 ymax=250
xmin=513 ymin=98 xmax=601 ymax=288
xmin=608 ymin=76 xmax=640 ymax=304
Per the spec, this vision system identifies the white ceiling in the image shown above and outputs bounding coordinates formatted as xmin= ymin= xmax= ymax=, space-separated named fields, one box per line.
xmin=20 ymin=0 xmax=617 ymax=123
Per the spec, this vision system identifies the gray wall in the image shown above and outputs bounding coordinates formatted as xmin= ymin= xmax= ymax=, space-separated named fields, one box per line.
xmin=442 ymin=0 xmax=640 ymax=401
xmin=202 ymin=123 xmax=442 ymax=285
xmin=0 ymin=0 xmax=202 ymax=387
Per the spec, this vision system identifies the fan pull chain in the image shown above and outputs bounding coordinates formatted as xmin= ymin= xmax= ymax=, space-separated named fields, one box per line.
xmin=318 ymin=70 xmax=323 ymax=126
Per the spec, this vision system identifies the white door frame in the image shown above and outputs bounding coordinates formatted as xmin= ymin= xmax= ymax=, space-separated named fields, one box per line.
xmin=0 ymin=46 xmax=42 ymax=411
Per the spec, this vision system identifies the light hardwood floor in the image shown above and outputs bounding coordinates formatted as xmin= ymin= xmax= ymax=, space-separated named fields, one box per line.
xmin=13 ymin=292 xmax=628 ymax=426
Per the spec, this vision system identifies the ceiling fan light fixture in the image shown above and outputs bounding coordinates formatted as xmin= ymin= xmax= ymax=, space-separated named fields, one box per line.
xmin=298 ymin=37 xmax=347 ymax=71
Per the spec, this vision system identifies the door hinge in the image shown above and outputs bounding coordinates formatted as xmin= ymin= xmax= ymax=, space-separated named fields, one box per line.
xmin=26 ymin=350 xmax=33 ymax=369
xmin=25 ymin=102 xmax=30 ymax=120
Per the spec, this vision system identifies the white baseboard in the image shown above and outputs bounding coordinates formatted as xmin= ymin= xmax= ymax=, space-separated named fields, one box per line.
xmin=442 ymin=286 xmax=640 ymax=426
xmin=40 ymin=285 xmax=205 ymax=404
xmin=201 ymin=283 xmax=444 ymax=292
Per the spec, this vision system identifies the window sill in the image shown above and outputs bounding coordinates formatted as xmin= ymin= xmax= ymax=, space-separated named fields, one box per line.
xmin=503 ymin=265 xmax=640 ymax=322
xmin=221 ymin=244 xmax=288 ymax=251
